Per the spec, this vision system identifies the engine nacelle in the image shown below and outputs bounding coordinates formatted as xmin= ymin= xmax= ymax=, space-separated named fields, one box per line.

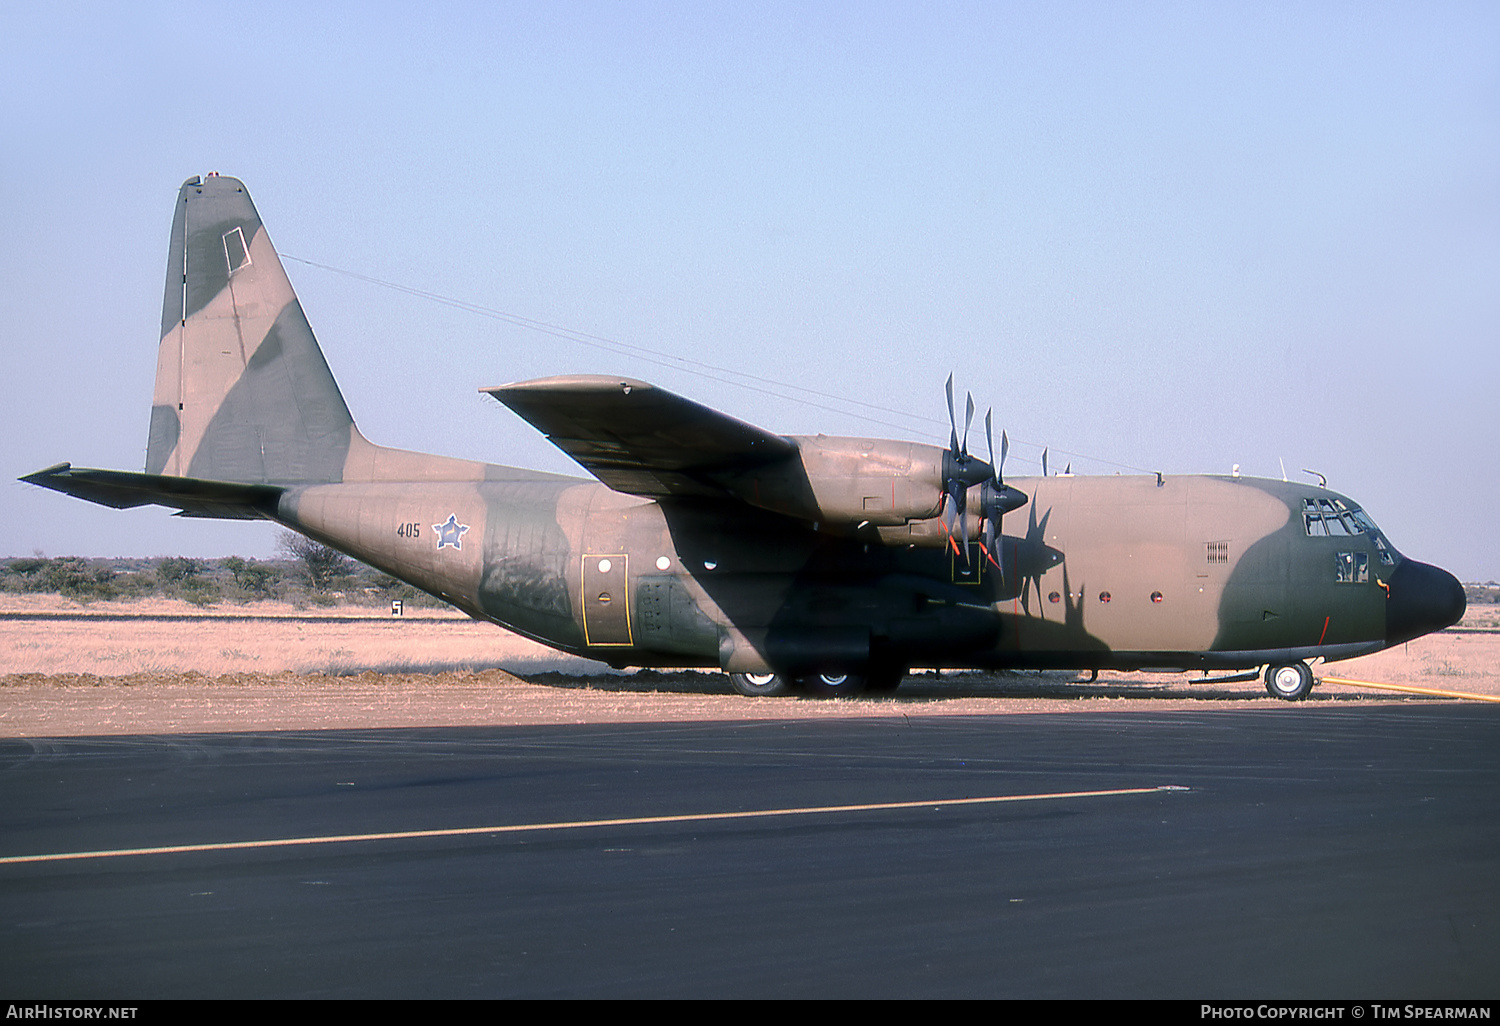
xmin=716 ymin=436 xmax=947 ymax=527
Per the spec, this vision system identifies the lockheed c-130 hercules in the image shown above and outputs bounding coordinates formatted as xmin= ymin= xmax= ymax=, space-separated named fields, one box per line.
xmin=23 ymin=174 xmax=1467 ymax=700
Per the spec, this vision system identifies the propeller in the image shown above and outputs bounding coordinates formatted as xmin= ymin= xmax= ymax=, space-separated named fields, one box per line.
xmin=941 ymin=375 xmax=992 ymax=563
xmin=978 ymin=409 xmax=1028 ymax=578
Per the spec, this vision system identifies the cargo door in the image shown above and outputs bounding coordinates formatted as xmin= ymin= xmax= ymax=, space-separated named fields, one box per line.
xmin=582 ymin=553 xmax=632 ymax=646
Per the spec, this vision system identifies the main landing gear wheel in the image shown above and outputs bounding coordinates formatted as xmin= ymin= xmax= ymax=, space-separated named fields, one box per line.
xmin=800 ymin=672 xmax=868 ymax=698
xmin=864 ymin=665 xmax=907 ymax=694
xmin=729 ymin=671 xmax=797 ymax=697
xmin=1265 ymin=662 xmax=1315 ymax=701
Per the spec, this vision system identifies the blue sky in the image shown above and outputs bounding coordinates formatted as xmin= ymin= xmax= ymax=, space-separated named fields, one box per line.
xmin=3 ymin=2 xmax=1497 ymax=579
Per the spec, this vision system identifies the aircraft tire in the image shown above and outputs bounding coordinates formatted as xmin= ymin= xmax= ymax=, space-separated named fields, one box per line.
xmin=1264 ymin=662 xmax=1314 ymax=701
xmin=800 ymin=672 xmax=868 ymax=698
xmin=865 ymin=665 xmax=907 ymax=693
xmin=728 ymin=671 xmax=797 ymax=697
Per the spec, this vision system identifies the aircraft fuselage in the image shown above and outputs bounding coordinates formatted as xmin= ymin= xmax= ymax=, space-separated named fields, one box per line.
xmin=280 ymin=463 xmax=1456 ymax=677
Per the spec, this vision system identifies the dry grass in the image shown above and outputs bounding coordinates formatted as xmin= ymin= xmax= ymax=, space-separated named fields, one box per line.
xmin=0 ymin=594 xmax=599 ymax=676
xmin=1 ymin=595 xmax=1496 ymax=737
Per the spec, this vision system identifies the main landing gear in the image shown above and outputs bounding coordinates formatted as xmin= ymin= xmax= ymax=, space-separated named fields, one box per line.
xmin=801 ymin=672 xmax=867 ymax=698
xmin=1264 ymin=661 xmax=1316 ymax=701
xmin=728 ymin=671 xmax=797 ymax=697
xmin=729 ymin=671 xmax=868 ymax=698
xmin=727 ymin=666 xmax=908 ymax=698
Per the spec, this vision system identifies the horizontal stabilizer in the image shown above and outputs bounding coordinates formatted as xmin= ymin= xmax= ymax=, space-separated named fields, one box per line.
xmin=20 ymin=464 xmax=281 ymax=520
xmin=484 ymin=376 xmax=795 ymax=498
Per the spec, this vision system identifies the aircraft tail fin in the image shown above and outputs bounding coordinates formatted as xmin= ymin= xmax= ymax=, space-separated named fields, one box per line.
xmin=146 ymin=174 xmax=356 ymax=484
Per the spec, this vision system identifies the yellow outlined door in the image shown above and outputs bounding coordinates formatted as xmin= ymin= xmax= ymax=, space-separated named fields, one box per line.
xmin=582 ymin=554 xmax=632 ymax=646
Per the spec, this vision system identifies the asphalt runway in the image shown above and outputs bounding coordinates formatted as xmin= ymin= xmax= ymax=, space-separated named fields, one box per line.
xmin=3 ymin=707 xmax=1499 ymax=998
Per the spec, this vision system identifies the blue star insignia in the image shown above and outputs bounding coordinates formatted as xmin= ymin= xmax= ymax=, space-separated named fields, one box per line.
xmin=433 ymin=514 xmax=470 ymax=550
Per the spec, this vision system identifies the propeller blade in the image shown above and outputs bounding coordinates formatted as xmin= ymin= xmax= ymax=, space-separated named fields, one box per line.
xmin=1000 ymin=430 xmax=1009 ymax=483
xmin=1042 ymin=447 xmax=1049 ymax=478
xmin=945 ymin=374 xmax=958 ymax=453
xmin=984 ymin=515 xmax=1003 ymax=579
xmin=962 ymin=392 xmax=975 ymax=455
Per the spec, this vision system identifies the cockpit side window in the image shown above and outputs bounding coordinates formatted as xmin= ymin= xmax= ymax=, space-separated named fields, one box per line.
xmin=1335 ymin=551 xmax=1370 ymax=583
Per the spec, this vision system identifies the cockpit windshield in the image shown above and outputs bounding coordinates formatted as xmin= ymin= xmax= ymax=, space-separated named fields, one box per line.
xmin=1302 ymin=498 xmax=1397 ymax=565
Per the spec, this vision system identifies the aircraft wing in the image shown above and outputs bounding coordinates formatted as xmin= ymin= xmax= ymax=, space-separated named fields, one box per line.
xmin=483 ymin=376 xmax=796 ymax=499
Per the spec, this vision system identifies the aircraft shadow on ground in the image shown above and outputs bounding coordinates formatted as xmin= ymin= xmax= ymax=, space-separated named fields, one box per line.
xmin=303 ymin=658 xmax=1416 ymax=702
xmin=507 ymin=668 xmax=1390 ymax=702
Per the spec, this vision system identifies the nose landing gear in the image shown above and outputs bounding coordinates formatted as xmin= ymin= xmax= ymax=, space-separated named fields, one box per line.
xmin=1264 ymin=662 xmax=1315 ymax=701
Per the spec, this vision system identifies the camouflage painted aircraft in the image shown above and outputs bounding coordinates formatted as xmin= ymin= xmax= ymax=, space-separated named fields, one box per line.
xmin=24 ymin=174 xmax=1467 ymax=699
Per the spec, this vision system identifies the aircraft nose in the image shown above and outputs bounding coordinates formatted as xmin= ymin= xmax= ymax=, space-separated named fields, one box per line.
xmin=1386 ymin=559 xmax=1466 ymax=646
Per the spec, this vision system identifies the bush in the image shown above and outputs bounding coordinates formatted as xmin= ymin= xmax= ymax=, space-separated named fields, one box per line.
xmin=223 ymin=556 xmax=279 ymax=597
xmin=11 ymin=556 xmax=121 ymax=601
xmin=278 ymin=532 xmax=355 ymax=592
xmin=157 ymin=556 xmax=203 ymax=585
xmin=1 ymin=551 xmax=447 ymax=609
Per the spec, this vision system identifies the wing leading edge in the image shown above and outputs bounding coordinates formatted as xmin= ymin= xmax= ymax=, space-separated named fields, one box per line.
xmin=483 ymin=376 xmax=796 ymax=500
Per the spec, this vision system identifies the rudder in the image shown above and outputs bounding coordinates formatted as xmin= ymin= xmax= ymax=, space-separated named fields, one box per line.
xmin=146 ymin=174 xmax=354 ymax=484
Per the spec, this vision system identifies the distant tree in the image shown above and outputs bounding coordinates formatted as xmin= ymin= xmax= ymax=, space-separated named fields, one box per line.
xmin=157 ymin=556 xmax=203 ymax=585
xmin=222 ymin=556 xmax=278 ymax=597
xmin=278 ymin=531 xmax=354 ymax=592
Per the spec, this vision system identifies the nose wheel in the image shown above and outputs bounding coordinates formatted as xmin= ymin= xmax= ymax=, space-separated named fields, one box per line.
xmin=1265 ymin=662 xmax=1315 ymax=701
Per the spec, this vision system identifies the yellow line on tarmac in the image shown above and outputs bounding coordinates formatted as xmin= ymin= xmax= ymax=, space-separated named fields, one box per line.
xmin=0 ymin=786 xmax=1176 ymax=866
xmin=1321 ymin=676 xmax=1500 ymax=703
